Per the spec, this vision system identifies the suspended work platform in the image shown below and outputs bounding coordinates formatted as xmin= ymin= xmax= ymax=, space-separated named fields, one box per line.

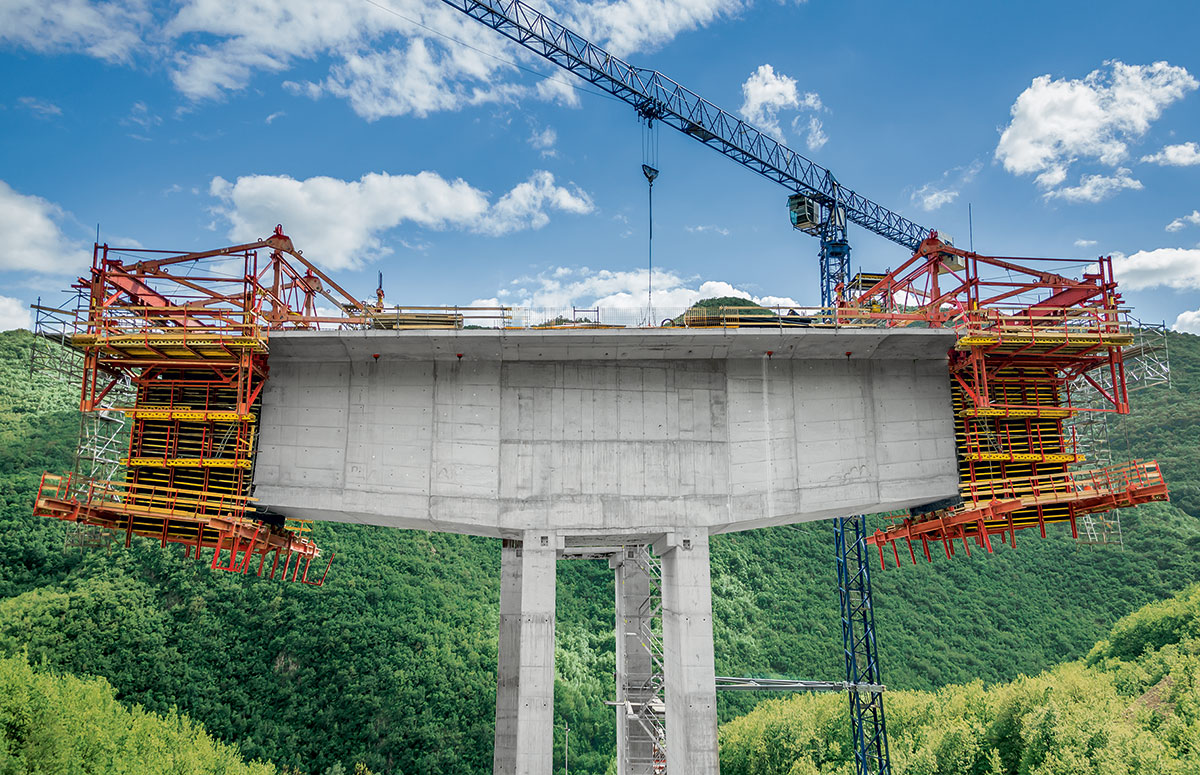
xmin=28 ymin=227 xmax=375 ymax=583
xmin=849 ymin=235 xmax=1171 ymax=565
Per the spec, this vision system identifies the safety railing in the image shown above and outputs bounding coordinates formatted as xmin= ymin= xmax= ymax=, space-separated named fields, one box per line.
xmin=947 ymin=460 xmax=1164 ymax=512
xmin=954 ymin=305 xmax=1130 ymax=338
xmin=959 ymin=468 xmax=1076 ymax=506
xmin=36 ymin=472 xmax=253 ymax=522
xmin=329 ymin=304 xmax=955 ymax=331
xmin=1071 ymin=460 xmax=1165 ymax=495
xmin=78 ymin=305 xmax=265 ymax=343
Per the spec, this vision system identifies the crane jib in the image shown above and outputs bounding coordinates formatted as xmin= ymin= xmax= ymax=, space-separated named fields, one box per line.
xmin=443 ymin=0 xmax=930 ymax=251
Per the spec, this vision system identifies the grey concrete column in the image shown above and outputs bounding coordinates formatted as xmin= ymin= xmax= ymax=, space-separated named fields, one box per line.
xmin=494 ymin=539 xmax=523 ymax=774
xmin=613 ymin=547 xmax=657 ymax=775
xmin=657 ymin=530 xmax=720 ymax=774
xmin=494 ymin=531 xmax=558 ymax=775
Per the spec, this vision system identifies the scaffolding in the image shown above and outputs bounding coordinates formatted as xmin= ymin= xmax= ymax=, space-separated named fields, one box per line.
xmin=848 ymin=238 xmax=1170 ymax=565
xmin=1066 ymin=321 xmax=1171 ymax=545
xmin=30 ymin=228 xmax=371 ymax=583
xmin=625 ymin=545 xmax=667 ymax=774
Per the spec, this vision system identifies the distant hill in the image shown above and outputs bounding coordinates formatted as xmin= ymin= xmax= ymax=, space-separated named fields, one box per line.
xmin=0 ymin=650 xmax=276 ymax=774
xmin=0 ymin=326 xmax=1196 ymax=773
xmin=720 ymin=581 xmax=1200 ymax=774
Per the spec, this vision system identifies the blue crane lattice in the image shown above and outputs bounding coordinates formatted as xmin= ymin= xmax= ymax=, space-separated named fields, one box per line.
xmin=835 ymin=515 xmax=893 ymax=775
xmin=439 ymin=0 xmax=930 ymax=306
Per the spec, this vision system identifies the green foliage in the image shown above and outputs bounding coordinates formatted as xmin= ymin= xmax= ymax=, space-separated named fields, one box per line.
xmin=0 ymin=331 xmax=83 ymax=599
xmin=0 ymin=327 xmax=1198 ymax=773
xmin=720 ymin=583 xmax=1200 ymax=774
xmin=688 ymin=296 xmax=771 ymax=312
xmin=668 ymin=296 xmax=775 ymax=326
xmin=1089 ymin=584 xmax=1200 ymax=663
xmin=0 ymin=650 xmax=274 ymax=774
xmin=1107 ymin=330 xmax=1200 ymax=518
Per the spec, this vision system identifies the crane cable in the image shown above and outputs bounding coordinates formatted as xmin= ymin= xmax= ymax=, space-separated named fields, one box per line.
xmin=642 ymin=117 xmax=660 ymax=327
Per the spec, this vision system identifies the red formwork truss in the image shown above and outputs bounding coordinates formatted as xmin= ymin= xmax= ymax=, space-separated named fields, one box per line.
xmin=842 ymin=235 xmax=1170 ymax=566
xmin=32 ymin=227 xmax=369 ymax=584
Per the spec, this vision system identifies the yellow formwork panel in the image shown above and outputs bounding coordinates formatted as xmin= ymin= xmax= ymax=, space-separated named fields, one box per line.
xmin=123 ymin=457 xmax=254 ymax=469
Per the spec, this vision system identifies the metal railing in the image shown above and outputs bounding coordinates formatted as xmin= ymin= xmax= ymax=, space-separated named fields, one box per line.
xmin=36 ymin=472 xmax=253 ymax=522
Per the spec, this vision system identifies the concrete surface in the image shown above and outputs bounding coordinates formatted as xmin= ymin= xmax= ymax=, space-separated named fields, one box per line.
xmin=253 ymin=328 xmax=960 ymax=539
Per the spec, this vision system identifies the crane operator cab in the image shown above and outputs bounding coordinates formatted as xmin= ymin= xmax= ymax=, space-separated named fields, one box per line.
xmin=788 ymin=194 xmax=820 ymax=233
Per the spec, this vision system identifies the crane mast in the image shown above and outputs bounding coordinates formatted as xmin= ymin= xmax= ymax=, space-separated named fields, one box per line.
xmin=438 ymin=0 xmax=931 ymax=306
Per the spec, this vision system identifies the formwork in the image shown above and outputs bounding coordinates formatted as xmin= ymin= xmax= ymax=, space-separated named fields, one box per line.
xmin=840 ymin=236 xmax=1170 ymax=565
xmin=31 ymin=228 xmax=370 ymax=583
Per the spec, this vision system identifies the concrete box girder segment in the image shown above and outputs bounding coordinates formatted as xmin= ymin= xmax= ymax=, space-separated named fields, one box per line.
xmin=253 ymin=328 xmax=960 ymax=539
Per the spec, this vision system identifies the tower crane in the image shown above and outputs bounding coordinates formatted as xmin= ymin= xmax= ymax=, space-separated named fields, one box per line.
xmin=440 ymin=0 xmax=933 ymax=308
xmin=438 ymin=1 xmax=912 ymax=773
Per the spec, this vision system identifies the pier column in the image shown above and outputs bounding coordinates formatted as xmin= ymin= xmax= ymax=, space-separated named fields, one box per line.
xmin=613 ymin=546 xmax=657 ymax=774
xmin=494 ymin=531 xmax=558 ymax=775
xmin=657 ymin=530 xmax=720 ymax=774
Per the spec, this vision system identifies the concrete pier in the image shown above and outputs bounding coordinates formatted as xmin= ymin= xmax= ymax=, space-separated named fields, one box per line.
xmin=493 ymin=531 xmax=558 ymax=775
xmin=657 ymin=531 xmax=720 ymax=773
xmin=253 ymin=328 xmax=960 ymax=773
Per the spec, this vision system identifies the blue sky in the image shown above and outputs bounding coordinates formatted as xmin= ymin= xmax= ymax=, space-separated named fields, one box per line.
xmin=1 ymin=0 xmax=1199 ymax=331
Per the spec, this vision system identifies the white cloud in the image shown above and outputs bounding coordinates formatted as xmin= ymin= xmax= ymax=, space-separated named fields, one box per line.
xmin=484 ymin=170 xmax=594 ymax=235
xmin=1074 ymin=238 xmax=1098 ymax=248
xmin=0 ymin=0 xmax=743 ymax=121
xmin=1142 ymin=141 xmax=1200 ymax=166
xmin=308 ymin=35 xmax=533 ymax=120
xmin=1111 ymin=247 xmax=1200 ymax=291
xmin=911 ymin=160 xmax=983 ymax=212
xmin=529 ymin=125 xmax=557 ymax=157
xmin=686 ymin=225 xmax=730 ymax=236
xmin=18 ymin=97 xmax=62 ymax=118
xmin=1042 ymin=168 xmax=1143 ymax=203
xmin=1166 ymin=210 xmax=1200 ymax=232
xmin=0 ymin=0 xmax=149 ymax=63
xmin=1173 ymin=308 xmax=1200 ymax=334
xmin=995 ymin=61 xmax=1197 ymax=198
xmin=208 ymin=169 xmax=593 ymax=269
xmin=738 ymin=64 xmax=822 ymax=142
xmin=0 ymin=180 xmax=90 ymax=274
xmin=569 ymin=0 xmax=744 ymax=58
xmin=122 ymin=101 xmax=161 ymax=131
xmin=265 ymin=110 xmax=286 ymax=124
xmin=467 ymin=265 xmax=798 ymax=315
xmin=803 ymin=116 xmax=827 ymax=151
xmin=0 ymin=296 xmax=32 ymax=331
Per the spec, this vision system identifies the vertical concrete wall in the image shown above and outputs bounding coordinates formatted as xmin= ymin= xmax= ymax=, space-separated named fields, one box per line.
xmin=494 ymin=540 xmax=522 ymax=775
xmin=254 ymin=330 xmax=959 ymax=537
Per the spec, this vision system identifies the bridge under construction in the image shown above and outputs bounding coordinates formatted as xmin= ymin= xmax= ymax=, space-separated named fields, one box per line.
xmin=29 ymin=224 xmax=1170 ymax=774
xmin=21 ymin=4 xmax=1176 ymax=775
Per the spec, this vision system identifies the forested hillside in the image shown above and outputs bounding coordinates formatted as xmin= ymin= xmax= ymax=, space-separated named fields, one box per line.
xmin=0 ymin=328 xmax=1197 ymax=773
xmin=0 ymin=651 xmax=277 ymax=774
xmin=720 ymin=581 xmax=1200 ymax=774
